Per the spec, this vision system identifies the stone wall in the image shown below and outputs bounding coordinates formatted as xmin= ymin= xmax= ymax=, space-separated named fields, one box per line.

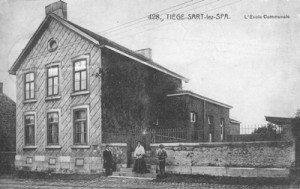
xmin=101 ymin=143 xmax=127 ymax=166
xmin=150 ymin=141 xmax=295 ymax=168
xmin=14 ymin=143 xmax=127 ymax=174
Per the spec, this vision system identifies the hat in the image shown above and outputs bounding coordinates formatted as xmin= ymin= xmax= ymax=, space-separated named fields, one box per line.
xmin=159 ymin=144 xmax=164 ymax=148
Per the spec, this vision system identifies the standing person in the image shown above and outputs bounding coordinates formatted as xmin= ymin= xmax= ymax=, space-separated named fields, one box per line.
xmin=157 ymin=144 xmax=167 ymax=177
xmin=103 ymin=145 xmax=113 ymax=177
xmin=133 ymin=141 xmax=148 ymax=173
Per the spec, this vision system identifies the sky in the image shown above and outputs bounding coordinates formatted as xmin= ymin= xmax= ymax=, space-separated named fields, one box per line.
xmin=0 ymin=0 xmax=299 ymax=125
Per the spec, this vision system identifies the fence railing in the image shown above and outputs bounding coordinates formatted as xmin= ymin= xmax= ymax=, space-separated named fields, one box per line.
xmin=239 ymin=124 xmax=283 ymax=134
xmin=103 ymin=127 xmax=204 ymax=144
xmin=103 ymin=124 xmax=287 ymax=144
xmin=227 ymin=124 xmax=286 ymax=142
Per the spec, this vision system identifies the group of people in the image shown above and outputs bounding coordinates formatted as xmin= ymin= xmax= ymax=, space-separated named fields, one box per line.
xmin=103 ymin=141 xmax=167 ymax=177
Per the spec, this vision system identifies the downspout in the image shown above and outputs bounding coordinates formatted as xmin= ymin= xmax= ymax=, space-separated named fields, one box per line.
xmin=203 ymin=100 xmax=206 ymax=142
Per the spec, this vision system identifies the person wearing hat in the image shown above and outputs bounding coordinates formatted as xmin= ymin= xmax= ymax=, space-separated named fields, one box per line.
xmin=133 ymin=141 xmax=148 ymax=173
xmin=103 ymin=145 xmax=113 ymax=176
xmin=157 ymin=144 xmax=167 ymax=177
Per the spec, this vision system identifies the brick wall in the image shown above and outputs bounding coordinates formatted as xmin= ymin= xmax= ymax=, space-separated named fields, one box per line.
xmin=150 ymin=141 xmax=295 ymax=168
xmin=205 ymin=102 xmax=230 ymax=142
xmin=0 ymin=94 xmax=16 ymax=152
xmin=0 ymin=152 xmax=16 ymax=174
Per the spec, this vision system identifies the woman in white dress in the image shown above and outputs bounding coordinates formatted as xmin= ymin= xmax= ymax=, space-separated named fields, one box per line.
xmin=133 ymin=141 xmax=148 ymax=173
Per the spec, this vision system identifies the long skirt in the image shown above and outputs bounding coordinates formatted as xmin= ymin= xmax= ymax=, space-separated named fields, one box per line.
xmin=133 ymin=157 xmax=147 ymax=173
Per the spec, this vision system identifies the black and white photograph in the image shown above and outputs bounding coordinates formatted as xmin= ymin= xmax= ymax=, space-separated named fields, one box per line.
xmin=0 ymin=0 xmax=300 ymax=188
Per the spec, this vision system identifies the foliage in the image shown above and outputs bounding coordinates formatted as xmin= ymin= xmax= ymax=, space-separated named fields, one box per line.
xmin=292 ymin=109 xmax=300 ymax=138
xmin=101 ymin=50 xmax=182 ymax=132
xmin=252 ymin=123 xmax=278 ymax=137
xmin=295 ymin=109 xmax=300 ymax=118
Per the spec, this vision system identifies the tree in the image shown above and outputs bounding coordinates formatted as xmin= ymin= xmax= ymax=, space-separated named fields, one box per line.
xmin=252 ymin=123 xmax=278 ymax=137
xmin=292 ymin=109 xmax=300 ymax=138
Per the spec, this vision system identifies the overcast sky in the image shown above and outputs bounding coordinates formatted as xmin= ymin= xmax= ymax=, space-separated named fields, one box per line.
xmin=0 ymin=0 xmax=299 ymax=125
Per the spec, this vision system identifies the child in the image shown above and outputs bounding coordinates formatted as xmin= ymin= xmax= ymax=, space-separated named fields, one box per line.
xmin=157 ymin=144 xmax=167 ymax=177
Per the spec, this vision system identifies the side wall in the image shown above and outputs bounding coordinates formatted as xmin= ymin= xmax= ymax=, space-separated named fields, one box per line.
xmin=205 ymin=102 xmax=230 ymax=142
xmin=162 ymin=96 xmax=230 ymax=142
xmin=15 ymin=18 xmax=102 ymax=174
xmin=0 ymin=94 xmax=16 ymax=152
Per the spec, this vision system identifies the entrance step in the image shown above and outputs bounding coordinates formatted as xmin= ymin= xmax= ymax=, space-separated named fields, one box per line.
xmin=120 ymin=167 xmax=156 ymax=173
xmin=112 ymin=164 xmax=157 ymax=179
xmin=112 ymin=171 xmax=156 ymax=179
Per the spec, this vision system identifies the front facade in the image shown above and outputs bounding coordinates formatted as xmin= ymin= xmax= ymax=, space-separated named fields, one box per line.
xmin=12 ymin=15 xmax=102 ymax=173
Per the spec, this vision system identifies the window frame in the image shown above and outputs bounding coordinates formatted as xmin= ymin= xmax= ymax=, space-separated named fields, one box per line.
xmin=46 ymin=65 xmax=60 ymax=97
xmin=190 ymin=112 xmax=197 ymax=123
xmin=24 ymin=72 xmax=35 ymax=100
xmin=72 ymin=105 xmax=89 ymax=146
xmin=71 ymin=54 xmax=90 ymax=96
xmin=46 ymin=110 xmax=60 ymax=146
xmin=207 ymin=115 xmax=214 ymax=142
xmin=220 ymin=118 xmax=225 ymax=141
xmin=24 ymin=112 xmax=36 ymax=147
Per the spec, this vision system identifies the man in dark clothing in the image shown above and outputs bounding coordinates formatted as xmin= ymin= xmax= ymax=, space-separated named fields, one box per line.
xmin=103 ymin=145 xmax=113 ymax=176
xmin=157 ymin=144 xmax=167 ymax=177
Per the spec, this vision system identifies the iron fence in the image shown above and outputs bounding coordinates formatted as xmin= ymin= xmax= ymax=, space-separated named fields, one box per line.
xmin=102 ymin=127 xmax=204 ymax=144
xmin=102 ymin=124 xmax=287 ymax=144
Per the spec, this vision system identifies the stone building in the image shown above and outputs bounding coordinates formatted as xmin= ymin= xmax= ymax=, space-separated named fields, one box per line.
xmin=8 ymin=1 xmax=235 ymax=173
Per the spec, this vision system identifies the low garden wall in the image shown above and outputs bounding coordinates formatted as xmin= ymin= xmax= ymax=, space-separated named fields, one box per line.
xmin=150 ymin=141 xmax=295 ymax=177
xmin=101 ymin=143 xmax=127 ymax=168
xmin=14 ymin=143 xmax=127 ymax=174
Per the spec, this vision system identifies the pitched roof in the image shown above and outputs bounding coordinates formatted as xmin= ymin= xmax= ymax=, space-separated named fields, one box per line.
xmin=167 ymin=90 xmax=233 ymax=109
xmin=265 ymin=116 xmax=292 ymax=125
xmin=0 ymin=93 xmax=16 ymax=107
xmin=8 ymin=14 xmax=189 ymax=82
xmin=230 ymin=118 xmax=241 ymax=124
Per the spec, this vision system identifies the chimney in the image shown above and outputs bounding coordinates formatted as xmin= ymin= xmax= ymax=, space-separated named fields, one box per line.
xmin=0 ymin=82 xmax=3 ymax=94
xmin=45 ymin=1 xmax=67 ymax=19
xmin=135 ymin=48 xmax=152 ymax=60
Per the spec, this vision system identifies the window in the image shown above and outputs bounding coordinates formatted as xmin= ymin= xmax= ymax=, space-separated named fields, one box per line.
xmin=74 ymin=108 xmax=88 ymax=145
xmin=190 ymin=112 xmax=197 ymax=122
xmin=220 ymin=118 xmax=225 ymax=141
xmin=47 ymin=112 xmax=59 ymax=145
xmin=208 ymin=115 xmax=214 ymax=142
xmin=47 ymin=66 xmax=59 ymax=96
xmin=73 ymin=60 xmax=87 ymax=92
xmin=24 ymin=72 xmax=35 ymax=100
xmin=25 ymin=114 xmax=35 ymax=146
xmin=47 ymin=38 xmax=58 ymax=52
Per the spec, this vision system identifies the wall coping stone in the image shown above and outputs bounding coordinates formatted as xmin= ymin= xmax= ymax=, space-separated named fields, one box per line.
xmin=150 ymin=141 xmax=294 ymax=147
xmin=101 ymin=143 xmax=127 ymax=147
